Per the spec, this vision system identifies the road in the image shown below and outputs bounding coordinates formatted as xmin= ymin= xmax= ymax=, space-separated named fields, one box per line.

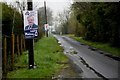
xmin=52 ymin=34 xmax=120 ymax=79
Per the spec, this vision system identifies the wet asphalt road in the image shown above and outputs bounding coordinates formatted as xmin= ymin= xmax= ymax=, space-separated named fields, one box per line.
xmin=52 ymin=34 xmax=120 ymax=79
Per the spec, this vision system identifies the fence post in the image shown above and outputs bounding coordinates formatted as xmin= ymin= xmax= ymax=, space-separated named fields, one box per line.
xmin=3 ymin=37 xmax=7 ymax=75
xmin=20 ymin=34 xmax=23 ymax=55
xmin=11 ymin=34 xmax=14 ymax=70
xmin=17 ymin=35 xmax=20 ymax=56
xmin=23 ymin=34 xmax=26 ymax=50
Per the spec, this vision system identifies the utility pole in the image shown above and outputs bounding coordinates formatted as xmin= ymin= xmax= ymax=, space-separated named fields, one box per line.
xmin=44 ymin=1 xmax=48 ymax=37
xmin=27 ymin=0 xmax=34 ymax=69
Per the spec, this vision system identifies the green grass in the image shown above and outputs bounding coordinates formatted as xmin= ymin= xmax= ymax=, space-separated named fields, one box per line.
xmin=7 ymin=36 xmax=69 ymax=78
xmin=69 ymin=35 xmax=120 ymax=56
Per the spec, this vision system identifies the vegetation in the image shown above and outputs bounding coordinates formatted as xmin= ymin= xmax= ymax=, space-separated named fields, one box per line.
xmin=55 ymin=2 xmax=120 ymax=48
xmin=2 ymin=2 xmax=23 ymax=36
xmin=72 ymin=2 xmax=120 ymax=47
xmin=55 ymin=9 xmax=71 ymax=34
xmin=7 ymin=36 xmax=69 ymax=78
xmin=2 ymin=3 xmax=24 ymax=72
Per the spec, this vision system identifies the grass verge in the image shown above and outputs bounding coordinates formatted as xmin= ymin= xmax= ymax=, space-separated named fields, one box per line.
xmin=7 ymin=36 xmax=69 ymax=78
xmin=68 ymin=35 xmax=120 ymax=56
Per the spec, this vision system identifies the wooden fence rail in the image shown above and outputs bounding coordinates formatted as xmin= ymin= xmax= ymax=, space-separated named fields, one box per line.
xmin=2 ymin=34 xmax=26 ymax=75
xmin=3 ymin=37 xmax=7 ymax=74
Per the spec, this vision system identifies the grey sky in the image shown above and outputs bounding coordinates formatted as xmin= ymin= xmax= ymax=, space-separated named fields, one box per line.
xmin=1 ymin=0 xmax=71 ymax=18
xmin=1 ymin=0 xmax=120 ymax=17
xmin=33 ymin=0 xmax=72 ymax=18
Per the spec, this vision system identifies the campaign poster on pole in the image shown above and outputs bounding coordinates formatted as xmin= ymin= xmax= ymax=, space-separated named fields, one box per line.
xmin=44 ymin=24 xmax=49 ymax=31
xmin=23 ymin=11 xmax=38 ymax=39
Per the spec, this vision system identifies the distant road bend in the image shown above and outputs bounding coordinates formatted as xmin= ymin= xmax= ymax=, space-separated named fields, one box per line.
xmin=52 ymin=34 xmax=120 ymax=79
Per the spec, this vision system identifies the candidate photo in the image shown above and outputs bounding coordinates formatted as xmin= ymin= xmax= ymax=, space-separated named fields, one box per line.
xmin=25 ymin=15 xmax=38 ymax=30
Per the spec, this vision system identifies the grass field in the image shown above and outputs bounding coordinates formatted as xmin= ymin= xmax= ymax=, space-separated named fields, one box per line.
xmin=7 ymin=36 xmax=69 ymax=78
xmin=69 ymin=35 xmax=120 ymax=56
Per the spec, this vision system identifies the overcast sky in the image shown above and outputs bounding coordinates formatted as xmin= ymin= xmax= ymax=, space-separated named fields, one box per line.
xmin=1 ymin=0 xmax=120 ymax=17
xmin=1 ymin=0 xmax=72 ymax=18
xmin=33 ymin=0 xmax=72 ymax=17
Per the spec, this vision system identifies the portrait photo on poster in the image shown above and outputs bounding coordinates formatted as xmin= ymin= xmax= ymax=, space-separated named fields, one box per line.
xmin=23 ymin=11 xmax=38 ymax=39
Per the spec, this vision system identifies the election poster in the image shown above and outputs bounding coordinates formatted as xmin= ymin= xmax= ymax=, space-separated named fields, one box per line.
xmin=44 ymin=24 xmax=49 ymax=31
xmin=23 ymin=11 xmax=38 ymax=39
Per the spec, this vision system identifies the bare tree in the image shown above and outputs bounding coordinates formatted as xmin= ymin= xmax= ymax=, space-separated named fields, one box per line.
xmin=56 ymin=8 xmax=71 ymax=34
xmin=38 ymin=7 xmax=53 ymax=26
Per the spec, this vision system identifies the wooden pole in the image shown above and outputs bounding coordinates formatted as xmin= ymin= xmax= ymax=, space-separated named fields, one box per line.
xmin=20 ymin=34 xmax=23 ymax=55
xmin=23 ymin=34 xmax=26 ymax=50
xmin=3 ymin=37 xmax=7 ymax=74
xmin=11 ymin=34 xmax=14 ymax=69
xmin=17 ymin=35 xmax=20 ymax=56
xmin=44 ymin=1 xmax=48 ymax=37
xmin=27 ymin=0 xmax=34 ymax=69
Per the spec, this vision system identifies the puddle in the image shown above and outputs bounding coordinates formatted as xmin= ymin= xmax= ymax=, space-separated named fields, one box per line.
xmin=69 ymin=47 xmax=74 ymax=50
xmin=66 ymin=51 xmax=78 ymax=55
xmin=58 ymin=41 xmax=61 ymax=45
xmin=81 ymin=43 xmax=86 ymax=46
xmin=69 ymin=51 xmax=78 ymax=54
xmin=88 ymin=46 xmax=98 ymax=51
xmin=98 ymin=50 xmax=104 ymax=54
xmin=68 ymin=47 xmax=78 ymax=54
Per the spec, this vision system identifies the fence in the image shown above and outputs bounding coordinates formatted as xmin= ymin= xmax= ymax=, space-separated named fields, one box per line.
xmin=2 ymin=33 xmax=26 ymax=78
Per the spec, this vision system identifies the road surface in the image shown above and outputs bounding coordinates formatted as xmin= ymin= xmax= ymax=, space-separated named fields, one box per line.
xmin=52 ymin=34 xmax=120 ymax=79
